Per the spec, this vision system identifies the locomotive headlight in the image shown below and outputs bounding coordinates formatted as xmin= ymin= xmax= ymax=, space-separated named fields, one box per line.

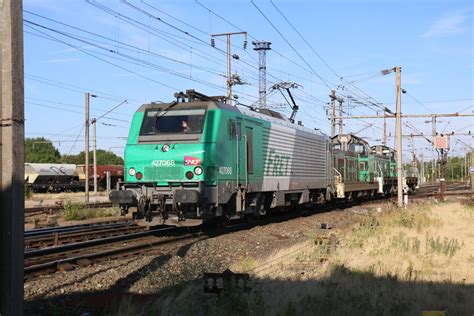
xmin=162 ymin=144 xmax=170 ymax=152
xmin=128 ymin=167 xmax=136 ymax=176
xmin=194 ymin=166 xmax=203 ymax=175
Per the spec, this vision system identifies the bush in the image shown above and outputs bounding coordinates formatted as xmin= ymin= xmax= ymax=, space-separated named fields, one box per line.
xmin=63 ymin=200 xmax=81 ymax=220
xmin=63 ymin=200 xmax=119 ymax=221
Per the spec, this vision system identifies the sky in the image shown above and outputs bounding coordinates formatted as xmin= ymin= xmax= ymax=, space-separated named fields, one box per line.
xmin=23 ymin=0 xmax=473 ymax=162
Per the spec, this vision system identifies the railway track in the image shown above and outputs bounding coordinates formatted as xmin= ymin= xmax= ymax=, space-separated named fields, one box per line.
xmin=24 ymin=183 xmax=472 ymax=278
xmin=21 ymin=197 xmax=394 ymax=279
xmin=24 ymin=219 xmax=146 ymax=249
xmin=25 ymin=201 xmax=114 ymax=216
xmin=412 ymin=182 xmax=472 ymax=199
xmin=24 ymin=225 xmax=195 ymax=278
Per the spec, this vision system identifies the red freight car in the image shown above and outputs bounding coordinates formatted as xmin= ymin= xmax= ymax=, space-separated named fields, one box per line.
xmin=76 ymin=165 xmax=124 ymax=190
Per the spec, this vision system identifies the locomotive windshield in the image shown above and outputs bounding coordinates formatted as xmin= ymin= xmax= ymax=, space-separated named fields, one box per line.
xmin=140 ymin=108 xmax=206 ymax=135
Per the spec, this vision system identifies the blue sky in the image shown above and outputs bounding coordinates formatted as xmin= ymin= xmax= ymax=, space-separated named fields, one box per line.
xmin=24 ymin=0 xmax=473 ymax=161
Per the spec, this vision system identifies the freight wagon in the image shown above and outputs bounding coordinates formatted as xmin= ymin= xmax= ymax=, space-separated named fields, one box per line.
xmin=25 ymin=163 xmax=83 ymax=193
xmin=25 ymin=163 xmax=124 ymax=193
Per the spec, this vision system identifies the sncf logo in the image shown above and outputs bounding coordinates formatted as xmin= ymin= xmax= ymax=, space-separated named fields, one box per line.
xmin=184 ymin=156 xmax=202 ymax=166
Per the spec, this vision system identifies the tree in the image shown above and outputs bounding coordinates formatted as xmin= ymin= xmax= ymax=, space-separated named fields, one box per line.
xmin=25 ymin=137 xmax=61 ymax=163
xmin=62 ymin=150 xmax=124 ymax=165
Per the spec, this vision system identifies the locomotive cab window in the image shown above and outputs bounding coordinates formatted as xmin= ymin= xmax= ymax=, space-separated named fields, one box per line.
xmin=229 ymin=120 xmax=236 ymax=139
xmin=246 ymin=128 xmax=254 ymax=174
xmin=140 ymin=108 xmax=206 ymax=135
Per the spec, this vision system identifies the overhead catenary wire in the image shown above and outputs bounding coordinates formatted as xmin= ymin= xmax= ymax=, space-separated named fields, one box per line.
xmin=26 ymin=101 xmax=129 ymax=123
xmin=88 ymin=1 xmax=340 ymax=113
xmin=26 ymin=96 xmax=132 ymax=118
xmin=24 ymin=10 xmax=230 ymax=79
xmin=267 ymin=0 xmax=392 ymax=114
xmin=250 ymin=0 xmax=333 ymax=89
xmin=85 ymin=1 xmax=262 ymax=83
xmin=25 ymin=22 xmax=205 ymax=92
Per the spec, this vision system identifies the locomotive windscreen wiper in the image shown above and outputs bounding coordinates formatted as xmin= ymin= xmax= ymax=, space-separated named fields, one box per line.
xmin=153 ymin=101 xmax=178 ymax=130
xmin=154 ymin=101 xmax=178 ymax=119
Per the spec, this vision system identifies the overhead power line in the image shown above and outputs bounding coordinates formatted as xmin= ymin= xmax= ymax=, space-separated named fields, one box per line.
xmin=250 ymin=0 xmax=333 ymax=89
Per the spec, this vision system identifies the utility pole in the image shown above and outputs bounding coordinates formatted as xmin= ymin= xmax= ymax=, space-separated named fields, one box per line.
xmin=464 ymin=150 xmax=468 ymax=184
xmin=338 ymin=98 xmax=344 ymax=134
xmin=432 ymin=116 xmax=437 ymax=183
xmin=0 ymin=0 xmax=24 ymax=315
xmin=420 ymin=151 xmax=425 ymax=184
xmin=383 ymin=110 xmax=387 ymax=146
xmin=471 ymin=150 xmax=474 ymax=190
xmin=253 ymin=40 xmax=271 ymax=109
xmin=395 ymin=66 xmax=403 ymax=207
xmin=85 ymin=92 xmax=90 ymax=203
xmin=438 ymin=148 xmax=447 ymax=201
xmin=330 ymin=90 xmax=336 ymax=137
xmin=211 ymin=31 xmax=247 ymax=105
xmin=92 ymin=118 xmax=97 ymax=194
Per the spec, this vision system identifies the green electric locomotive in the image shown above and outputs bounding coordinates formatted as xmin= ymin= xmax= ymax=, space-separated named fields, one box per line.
xmin=331 ymin=135 xmax=411 ymax=199
xmin=110 ymin=90 xmax=332 ymax=224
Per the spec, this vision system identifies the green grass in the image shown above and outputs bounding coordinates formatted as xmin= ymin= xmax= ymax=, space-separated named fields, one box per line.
xmin=24 ymin=188 xmax=33 ymax=199
xmin=63 ymin=200 xmax=119 ymax=220
xmin=347 ymin=212 xmax=380 ymax=248
xmin=425 ymin=233 xmax=463 ymax=257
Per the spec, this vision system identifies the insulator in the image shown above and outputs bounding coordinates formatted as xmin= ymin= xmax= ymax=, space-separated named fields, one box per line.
xmin=243 ymin=40 xmax=247 ymax=49
xmin=211 ymin=38 xmax=215 ymax=47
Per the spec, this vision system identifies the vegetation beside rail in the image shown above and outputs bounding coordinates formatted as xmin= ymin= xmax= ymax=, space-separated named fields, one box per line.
xmin=109 ymin=200 xmax=473 ymax=315
xmin=63 ymin=200 xmax=119 ymax=220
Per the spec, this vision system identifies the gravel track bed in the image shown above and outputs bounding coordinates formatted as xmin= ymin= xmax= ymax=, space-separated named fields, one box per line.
xmin=24 ymin=202 xmax=380 ymax=313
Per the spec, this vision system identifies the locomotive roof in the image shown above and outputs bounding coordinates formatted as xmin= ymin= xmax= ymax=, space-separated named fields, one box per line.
xmin=138 ymin=99 xmax=328 ymax=139
xmin=331 ymin=134 xmax=370 ymax=147
xmin=370 ymin=144 xmax=396 ymax=156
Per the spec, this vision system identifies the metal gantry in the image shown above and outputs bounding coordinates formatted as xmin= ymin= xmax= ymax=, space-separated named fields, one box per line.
xmin=211 ymin=31 xmax=247 ymax=105
xmin=252 ymin=40 xmax=271 ymax=109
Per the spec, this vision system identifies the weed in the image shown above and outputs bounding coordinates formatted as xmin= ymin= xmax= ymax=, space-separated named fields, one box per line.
xmin=425 ymin=233 xmax=463 ymax=257
xmin=237 ymin=256 xmax=256 ymax=273
xmin=63 ymin=199 xmax=81 ymax=220
xmin=398 ymin=210 xmax=417 ymax=228
xmin=96 ymin=207 xmax=119 ymax=217
xmin=404 ymin=262 xmax=420 ymax=281
xmin=63 ymin=201 xmax=119 ymax=221
xmin=347 ymin=212 xmax=380 ymax=248
xmin=24 ymin=188 xmax=33 ymax=199
xmin=390 ymin=231 xmax=421 ymax=254
xmin=204 ymin=284 xmax=265 ymax=316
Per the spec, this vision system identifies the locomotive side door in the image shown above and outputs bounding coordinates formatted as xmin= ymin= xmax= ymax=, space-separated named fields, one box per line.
xmin=233 ymin=119 xmax=246 ymax=187
xmin=232 ymin=119 xmax=248 ymax=212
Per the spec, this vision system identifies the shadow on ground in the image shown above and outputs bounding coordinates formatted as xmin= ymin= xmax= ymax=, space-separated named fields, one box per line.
xmin=25 ymin=263 xmax=473 ymax=315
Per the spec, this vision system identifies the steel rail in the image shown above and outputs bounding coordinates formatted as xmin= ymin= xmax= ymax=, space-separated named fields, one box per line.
xmin=25 ymin=220 xmax=133 ymax=238
xmin=24 ymin=226 xmax=175 ymax=259
xmin=24 ymin=232 xmax=198 ymax=275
